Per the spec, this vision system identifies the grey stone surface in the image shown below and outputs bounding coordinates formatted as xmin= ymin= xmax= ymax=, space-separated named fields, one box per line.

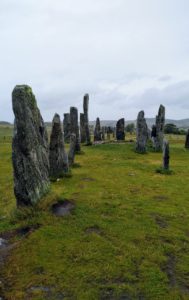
xmin=63 ymin=113 xmax=71 ymax=143
xmin=12 ymin=85 xmax=50 ymax=206
xmin=68 ymin=133 xmax=76 ymax=166
xmin=116 ymin=118 xmax=125 ymax=140
xmin=136 ymin=111 xmax=148 ymax=153
xmin=101 ymin=126 xmax=106 ymax=140
xmin=70 ymin=107 xmax=81 ymax=152
xmin=163 ymin=139 xmax=170 ymax=169
xmin=154 ymin=105 xmax=165 ymax=151
xmin=49 ymin=113 xmax=69 ymax=179
xmin=80 ymin=113 xmax=85 ymax=143
xmin=83 ymin=94 xmax=91 ymax=144
xmin=94 ymin=117 xmax=102 ymax=141
xmin=185 ymin=130 xmax=189 ymax=149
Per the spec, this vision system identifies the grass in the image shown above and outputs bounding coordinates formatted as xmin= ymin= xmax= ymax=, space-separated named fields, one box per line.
xmin=1 ymin=129 xmax=189 ymax=299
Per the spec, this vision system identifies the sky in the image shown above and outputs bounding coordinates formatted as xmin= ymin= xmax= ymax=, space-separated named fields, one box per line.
xmin=0 ymin=0 xmax=189 ymax=122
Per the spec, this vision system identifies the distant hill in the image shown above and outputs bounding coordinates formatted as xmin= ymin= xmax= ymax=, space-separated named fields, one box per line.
xmin=89 ymin=119 xmax=189 ymax=129
xmin=0 ymin=121 xmax=12 ymax=126
xmin=2 ymin=119 xmax=189 ymax=129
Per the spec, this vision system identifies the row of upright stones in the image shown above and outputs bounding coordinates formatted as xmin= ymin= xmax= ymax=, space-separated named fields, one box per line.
xmin=135 ymin=105 xmax=169 ymax=170
xmin=136 ymin=105 xmax=166 ymax=154
xmin=93 ymin=117 xmax=125 ymax=142
xmin=12 ymin=86 xmax=91 ymax=206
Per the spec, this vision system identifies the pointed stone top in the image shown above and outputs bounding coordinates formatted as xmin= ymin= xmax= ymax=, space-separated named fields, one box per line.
xmin=138 ymin=111 xmax=145 ymax=118
xmin=158 ymin=104 xmax=165 ymax=115
xmin=84 ymin=93 xmax=89 ymax=99
xmin=52 ymin=113 xmax=61 ymax=124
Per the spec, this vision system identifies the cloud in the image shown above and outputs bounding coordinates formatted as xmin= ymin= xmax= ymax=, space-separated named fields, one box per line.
xmin=0 ymin=0 xmax=189 ymax=121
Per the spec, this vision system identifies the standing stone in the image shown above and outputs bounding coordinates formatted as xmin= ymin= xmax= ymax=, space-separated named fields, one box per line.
xmin=49 ymin=113 xmax=69 ymax=179
xmin=154 ymin=105 xmax=165 ymax=151
xmin=70 ymin=107 xmax=81 ymax=152
xmin=68 ymin=133 xmax=76 ymax=166
xmin=94 ymin=117 xmax=102 ymax=141
xmin=151 ymin=125 xmax=157 ymax=147
xmin=12 ymin=85 xmax=50 ymax=206
xmin=163 ymin=139 xmax=170 ymax=170
xmin=102 ymin=127 xmax=106 ymax=141
xmin=136 ymin=111 xmax=148 ymax=153
xmin=83 ymin=94 xmax=91 ymax=144
xmin=185 ymin=130 xmax=189 ymax=149
xmin=116 ymin=118 xmax=125 ymax=141
xmin=80 ymin=113 xmax=85 ymax=143
xmin=63 ymin=113 xmax=71 ymax=143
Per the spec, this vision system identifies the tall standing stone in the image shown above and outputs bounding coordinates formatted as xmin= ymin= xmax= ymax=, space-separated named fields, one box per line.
xmin=102 ymin=127 xmax=106 ymax=141
xmin=49 ymin=113 xmax=69 ymax=179
xmin=80 ymin=113 xmax=85 ymax=143
xmin=63 ymin=113 xmax=71 ymax=143
xmin=136 ymin=111 xmax=148 ymax=153
xmin=154 ymin=105 xmax=165 ymax=151
xmin=163 ymin=139 xmax=170 ymax=170
xmin=185 ymin=130 xmax=189 ymax=149
xmin=70 ymin=107 xmax=81 ymax=152
xmin=94 ymin=117 xmax=102 ymax=141
xmin=68 ymin=133 xmax=76 ymax=166
xmin=12 ymin=85 xmax=50 ymax=206
xmin=83 ymin=94 xmax=91 ymax=145
xmin=116 ymin=118 xmax=125 ymax=141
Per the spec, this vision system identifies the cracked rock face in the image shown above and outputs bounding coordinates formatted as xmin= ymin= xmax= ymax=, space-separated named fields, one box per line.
xmin=136 ymin=111 xmax=148 ymax=153
xmin=116 ymin=118 xmax=125 ymax=141
xmin=49 ymin=113 xmax=69 ymax=179
xmin=12 ymin=85 xmax=50 ymax=206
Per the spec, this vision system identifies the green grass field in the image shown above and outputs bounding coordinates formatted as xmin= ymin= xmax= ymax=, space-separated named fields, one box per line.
xmin=0 ymin=127 xmax=189 ymax=300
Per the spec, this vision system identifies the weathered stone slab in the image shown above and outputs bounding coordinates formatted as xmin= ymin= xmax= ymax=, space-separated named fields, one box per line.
xmin=70 ymin=107 xmax=81 ymax=152
xmin=94 ymin=117 xmax=102 ymax=141
xmin=12 ymin=85 xmax=50 ymax=206
xmin=185 ymin=130 xmax=189 ymax=149
xmin=83 ymin=94 xmax=91 ymax=144
xmin=63 ymin=113 xmax=71 ymax=143
xmin=163 ymin=139 xmax=169 ymax=170
xmin=136 ymin=111 xmax=148 ymax=153
xmin=68 ymin=133 xmax=76 ymax=166
xmin=49 ymin=113 xmax=69 ymax=179
xmin=116 ymin=118 xmax=125 ymax=140
xmin=154 ymin=105 xmax=165 ymax=151
xmin=80 ymin=113 xmax=85 ymax=143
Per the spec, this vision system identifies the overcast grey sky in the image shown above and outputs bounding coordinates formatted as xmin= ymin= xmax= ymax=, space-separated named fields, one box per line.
xmin=0 ymin=0 xmax=189 ymax=122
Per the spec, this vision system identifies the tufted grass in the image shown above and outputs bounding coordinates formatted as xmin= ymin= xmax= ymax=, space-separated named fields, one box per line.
xmin=1 ymin=128 xmax=189 ymax=299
